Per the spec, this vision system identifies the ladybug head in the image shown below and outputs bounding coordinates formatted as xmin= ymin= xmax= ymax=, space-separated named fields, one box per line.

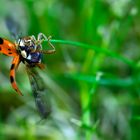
xmin=17 ymin=36 xmax=42 ymax=64
xmin=18 ymin=36 xmax=36 ymax=58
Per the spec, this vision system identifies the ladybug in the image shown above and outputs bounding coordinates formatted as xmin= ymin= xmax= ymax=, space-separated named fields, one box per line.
xmin=0 ymin=33 xmax=55 ymax=96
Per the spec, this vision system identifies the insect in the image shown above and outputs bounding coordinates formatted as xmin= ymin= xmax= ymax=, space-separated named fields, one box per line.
xmin=0 ymin=33 xmax=55 ymax=96
xmin=0 ymin=33 xmax=55 ymax=118
xmin=3 ymin=16 xmax=55 ymax=118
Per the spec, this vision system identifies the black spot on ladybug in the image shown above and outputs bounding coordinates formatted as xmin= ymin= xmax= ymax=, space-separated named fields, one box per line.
xmin=0 ymin=47 xmax=1 ymax=51
xmin=10 ymin=76 xmax=14 ymax=83
xmin=10 ymin=64 xmax=15 ymax=70
xmin=8 ymin=48 xmax=11 ymax=51
xmin=0 ymin=38 xmax=4 ymax=44
xmin=8 ymin=52 xmax=12 ymax=55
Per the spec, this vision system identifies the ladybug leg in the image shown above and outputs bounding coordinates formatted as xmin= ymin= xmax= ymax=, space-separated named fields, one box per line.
xmin=37 ymin=32 xmax=46 ymax=41
xmin=31 ymin=35 xmax=37 ymax=51
xmin=37 ymin=33 xmax=55 ymax=54
xmin=36 ymin=63 xmax=45 ymax=69
xmin=44 ymin=36 xmax=56 ymax=54
xmin=31 ymin=35 xmax=36 ymax=41
xmin=10 ymin=55 xmax=22 ymax=96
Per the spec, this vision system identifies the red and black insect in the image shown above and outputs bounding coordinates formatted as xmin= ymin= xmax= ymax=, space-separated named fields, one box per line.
xmin=0 ymin=33 xmax=55 ymax=96
xmin=2 ymin=16 xmax=55 ymax=118
xmin=0 ymin=33 xmax=55 ymax=118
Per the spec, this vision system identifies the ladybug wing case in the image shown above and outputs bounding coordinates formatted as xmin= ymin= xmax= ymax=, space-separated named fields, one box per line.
xmin=0 ymin=37 xmax=18 ymax=56
xmin=0 ymin=37 xmax=22 ymax=95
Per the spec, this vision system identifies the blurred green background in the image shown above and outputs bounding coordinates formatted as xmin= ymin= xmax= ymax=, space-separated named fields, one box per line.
xmin=0 ymin=0 xmax=139 ymax=140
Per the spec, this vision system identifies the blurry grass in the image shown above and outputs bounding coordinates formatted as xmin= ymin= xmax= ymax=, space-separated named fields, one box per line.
xmin=49 ymin=39 xmax=137 ymax=68
xmin=0 ymin=0 xmax=139 ymax=140
xmin=45 ymin=38 xmax=137 ymax=139
xmin=67 ymin=73 xmax=133 ymax=87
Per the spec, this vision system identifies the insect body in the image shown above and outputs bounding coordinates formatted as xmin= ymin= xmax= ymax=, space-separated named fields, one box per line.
xmin=0 ymin=33 xmax=55 ymax=96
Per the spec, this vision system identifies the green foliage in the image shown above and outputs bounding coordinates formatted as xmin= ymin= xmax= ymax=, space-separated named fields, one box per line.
xmin=0 ymin=0 xmax=139 ymax=140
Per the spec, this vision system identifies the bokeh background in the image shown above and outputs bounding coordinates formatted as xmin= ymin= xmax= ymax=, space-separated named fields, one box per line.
xmin=0 ymin=0 xmax=139 ymax=140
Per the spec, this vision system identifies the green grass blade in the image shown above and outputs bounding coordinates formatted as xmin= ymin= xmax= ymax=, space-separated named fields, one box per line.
xmin=46 ymin=39 xmax=136 ymax=68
